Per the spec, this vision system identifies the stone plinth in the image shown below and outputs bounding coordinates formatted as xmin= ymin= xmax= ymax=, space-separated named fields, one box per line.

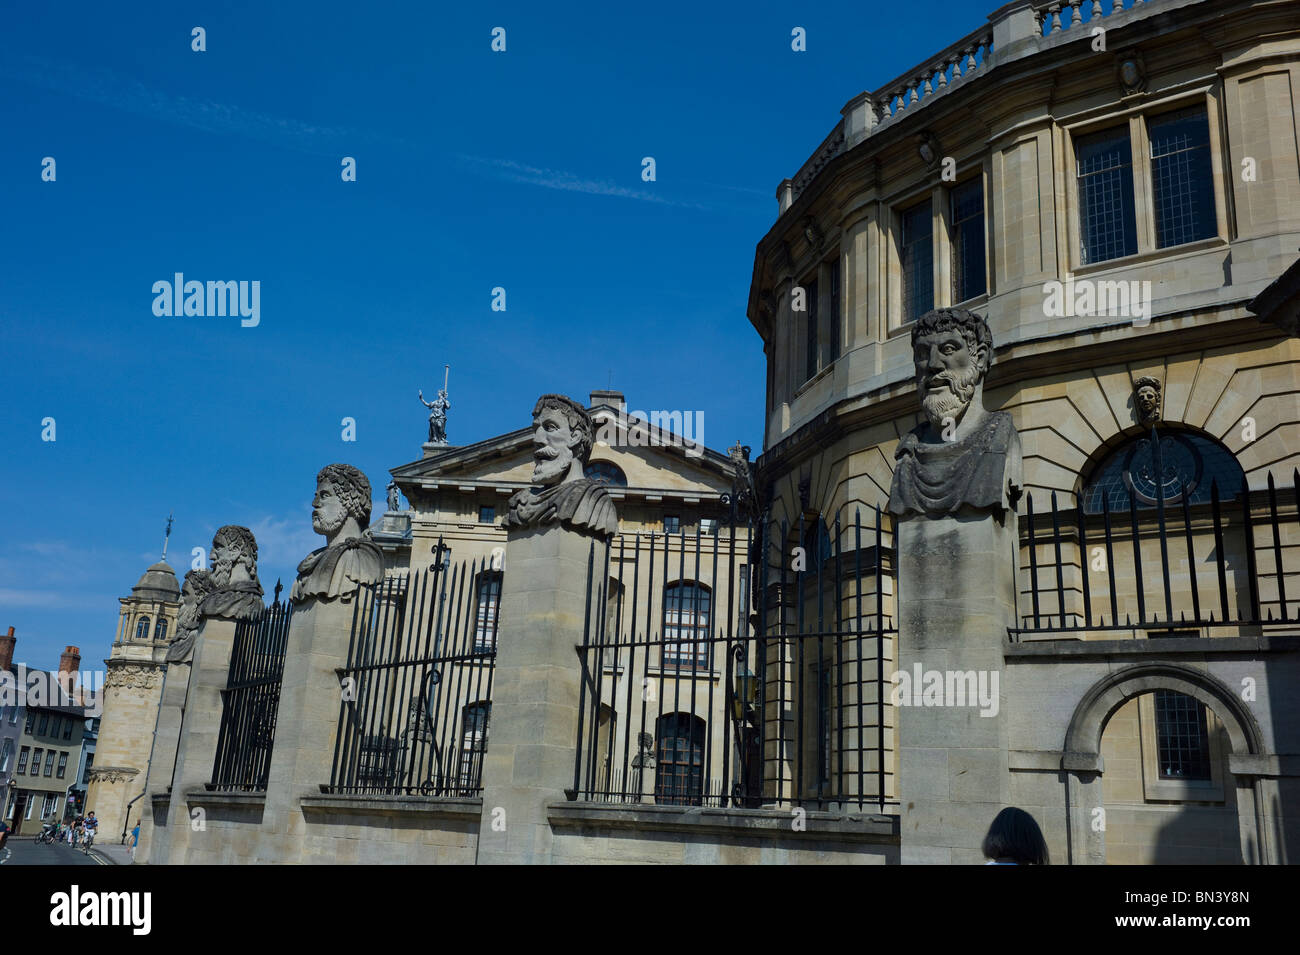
xmin=895 ymin=508 xmax=1018 ymax=864
xmin=476 ymin=523 xmax=601 ymax=865
xmin=134 ymin=659 xmax=192 ymax=865
xmin=253 ymin=595 xmax=357 ymax=864
xmin=155 ymin=616 xmax=239 ymax=864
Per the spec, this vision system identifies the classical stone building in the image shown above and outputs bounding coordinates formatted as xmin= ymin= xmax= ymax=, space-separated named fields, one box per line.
xmin=129 ymin=0 xmax=1299 ymax=865
xmin=83 ymin=557 xmax=180 ymax=843
xmin=746 ymin=0 xmax=1300 ymax=862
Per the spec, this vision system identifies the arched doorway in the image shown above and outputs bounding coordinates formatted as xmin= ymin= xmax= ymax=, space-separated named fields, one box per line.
xmin=1062 ymin=662 xmax=1270 ymax=864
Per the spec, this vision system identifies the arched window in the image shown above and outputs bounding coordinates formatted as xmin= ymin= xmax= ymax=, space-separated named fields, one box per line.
xmin=154 ymin=618 xmax=168 ymax=642
xmin=459 ymin=702 xmax=490 ymax=792
xmin=584 ymin=460 xmax=628 ymax=487
xmin=663 ymin=582 xmax=711 ymax=669
xmin=474 ymin=572 xmax=502 ymax=652
xmin=655 ymin=713 xmax=706 ymax=806
xmin=135 ymin=616 xmax=150 ymax=640
xmin=1082 ymin=430 xmax=1244 ymax=514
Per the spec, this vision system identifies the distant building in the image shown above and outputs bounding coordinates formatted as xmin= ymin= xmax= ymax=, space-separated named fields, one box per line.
xmin=83 ymin=557 xmax=180 ymax=842
xmin=3 ymin=646 xmax=89 ymax=834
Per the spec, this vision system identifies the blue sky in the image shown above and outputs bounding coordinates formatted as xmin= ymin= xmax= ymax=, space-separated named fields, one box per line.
xmin=0 ymin=0 xmax=986 ymax=668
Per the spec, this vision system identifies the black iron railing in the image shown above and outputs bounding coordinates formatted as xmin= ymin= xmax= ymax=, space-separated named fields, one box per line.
xmin=210 ymin=599 xmax=293 ymax=791
xmin=325 ymin=542 xmax=498 ymax=797
xmin=1015 ymin=467 xmax=1300 ymax=637
xmin=573 ymin=507 xmax=897 ymax=812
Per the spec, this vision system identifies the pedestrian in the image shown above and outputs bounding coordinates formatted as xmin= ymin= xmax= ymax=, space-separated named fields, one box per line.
xmin=981 ymin=807 xmax=1050 ymax=865
xmin=131 ymin=820 xmax=141 ymax=858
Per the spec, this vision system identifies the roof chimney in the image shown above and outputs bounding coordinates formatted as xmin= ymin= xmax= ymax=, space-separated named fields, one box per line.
xmin=0 ymin=627 xmax=14 ymax=671
xmin=589 ymin=389 xmax=625 ymax=408
xmin=59 ymin=645 xmax=81 ymax=676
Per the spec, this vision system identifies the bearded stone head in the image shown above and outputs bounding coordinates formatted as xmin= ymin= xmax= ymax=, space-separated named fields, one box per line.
xmin=210 ymin=525 xmax=257 ymax=588
xmin=528 ymin=394 xmax=594 ymax=487
xmin=1135 ymin=376 xmax=1161 ymax=427
xmin=176 ymin=569 xmax=213 ymax=635
xmin=312 ymin=463 xmax=372 ymax=537
xmin=911 ymin=308 xmax=993 ymax=431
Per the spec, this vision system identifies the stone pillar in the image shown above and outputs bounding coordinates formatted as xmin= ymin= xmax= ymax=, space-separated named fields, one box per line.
xmin=135 ymin=659 xmax=192 ymax=865
xmin=156 ymin=615 xmax=239 ymax=864
xmin=256 ymin=595 xmax=358 ymax=864
xmin=895 ymin=509 xmax=1018 ymax=864
xmin=476 ymin=524 xmax=600 ymax=865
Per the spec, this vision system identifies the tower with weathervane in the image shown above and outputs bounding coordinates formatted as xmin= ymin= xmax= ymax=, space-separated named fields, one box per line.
xmin=84 ymin=517 xmax=182 ymax=842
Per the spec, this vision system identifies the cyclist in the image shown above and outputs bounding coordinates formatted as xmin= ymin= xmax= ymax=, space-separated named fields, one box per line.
xmin=83 ymin=811 xmax=99 ymax=851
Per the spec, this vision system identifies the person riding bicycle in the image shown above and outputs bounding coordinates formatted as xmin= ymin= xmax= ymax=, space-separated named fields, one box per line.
xmin=83 ymin=812 xmax=99 ymax=848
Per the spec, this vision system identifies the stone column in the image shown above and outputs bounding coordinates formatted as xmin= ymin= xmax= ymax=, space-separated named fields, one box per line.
xmin=134 ymin=659 xmax=192 ymax=865
xmin=156 ymin=615 xmax=239 ymax=864
xmin=895 ymin=508 xmax=1018 ymax=864
xmin=255 ymin=595 xmax=357 ymax=864
xmin=476 ymin=523 xmax=600 ymax=865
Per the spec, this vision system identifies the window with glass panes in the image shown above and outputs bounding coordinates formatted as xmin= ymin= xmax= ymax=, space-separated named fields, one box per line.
xmin=1154 ymin=690 xmax=1212 ymax=780
xmin=1076 ymin=125 xmax=1138 ymax=264
xmin=17 ymin=746 xmax=29 ymax=774
xmin=474 ymin=573 xmax=501 ymax=652
xmin=57 ymin=751 xmax=68 ymax=779
xmin=804 ymin=277 xmax=819 ymax=381
xmin=458 ymin=702 xmax=490 ymax=791
xmin=829 ymin=261 xmax=841 ymax=362
xmin=0 ymin=739 xmax=13 ymax=772
xmin=155 ymin=618 xmax=168 ymax=641
xmin=951 ymin=178 xmax=987 ymax=302
xmin=1149 ymin=106 xmax=1216 ymax=249
xmin=44 ymin=750 xmax=55 ymax=776
xmin=901 ymin=200 xmax=934 ymax=322
xmin=135 ymin=616 xmax=150 ymax=639
xmin=655 ymin=713 xmax=706 ymax=806
xmin=662 ymin=582 xmax=711 ymax=668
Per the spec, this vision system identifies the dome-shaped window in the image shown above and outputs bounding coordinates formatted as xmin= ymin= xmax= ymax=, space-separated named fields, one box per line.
xmin=155 ymin=618 xmax=168 ymax=641
xmin=135 ymin=616 xmax=150 ymax=640
xmin=1081 ymin=430 xmax=1244 ymax=515
xmin=584 ymin=460 xmax=628 ymax=486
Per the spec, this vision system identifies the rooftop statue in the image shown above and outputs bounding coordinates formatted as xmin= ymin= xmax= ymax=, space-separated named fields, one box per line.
xmin=503 ymin=394 xmax=618 ymax=537
xmin=291 ymin=463 xmax=386 ymax=603
xmin=888 ymin=308 xmax=1022 ymax=519
xmin=200 ymin=525 xmax=265 ymax=621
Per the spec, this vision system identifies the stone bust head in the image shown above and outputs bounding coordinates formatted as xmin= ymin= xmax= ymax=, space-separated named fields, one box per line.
xmin=529 ymin=394 xmax=594 ymax=487
xmin=210 ymin=524 xmax=257 ymax=589
xmin=911 ymin=308 xmax=994 ymax=440
xmin=176 ymin=569 xmax=213 ymax=634
xmin=1135 ymin=376 xmax=1162 ymax=427
xmin=312 ymin=463 xmax=371 ymax=546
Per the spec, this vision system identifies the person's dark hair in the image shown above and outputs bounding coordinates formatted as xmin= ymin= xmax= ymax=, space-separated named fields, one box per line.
xmin=981 ymin=807 xmax=1050 ymax=865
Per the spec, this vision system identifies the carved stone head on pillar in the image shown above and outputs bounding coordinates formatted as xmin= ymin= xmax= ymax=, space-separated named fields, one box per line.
xmin=201 ymin=525 xmax=264 ymax=621
xmin=912 ymin=308 xmax=994 ymax=438
xmin=888 ymin=309 xmax=1022 ymax=518
xmin=504 ymin=394 xmax=618 ymax=537
xmin=1134 ymin=376 xmax=1162 ymax=428
xmin=292 ymin=463 xmax=385 ymax=603
xmin=165 ymin=569 xmax=213 ymax=662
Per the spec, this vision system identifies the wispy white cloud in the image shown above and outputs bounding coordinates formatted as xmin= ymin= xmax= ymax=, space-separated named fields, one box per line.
xmin=458 ymin=155 xmax=711 ymax=210
xmin=4 ymin=53 xmax=368 ymax=154
xmin=246 ymin=514 xmax=320 ymax=573
xmin=0 ymin=588 xmax=114 ymax=610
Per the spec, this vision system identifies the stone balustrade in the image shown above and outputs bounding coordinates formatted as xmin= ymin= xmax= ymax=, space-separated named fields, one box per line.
xmin=786 ymin=0 xmax=1174 ymax=209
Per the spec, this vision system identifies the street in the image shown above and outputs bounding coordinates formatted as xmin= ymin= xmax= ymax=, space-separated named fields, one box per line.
xmin=0 ymin=837 xmax=108 ymax=866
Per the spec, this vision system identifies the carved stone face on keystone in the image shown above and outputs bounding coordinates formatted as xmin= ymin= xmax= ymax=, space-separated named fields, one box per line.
xmin=914 ymin=328 xmax=986 ymax=429
xmin=1137 ymin=384 xmax=1159 ymax=418
xmin=531 ymin=407 xmax=579 ymax=486
xmin=311 ymin=477 xmax=348 ymax=536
